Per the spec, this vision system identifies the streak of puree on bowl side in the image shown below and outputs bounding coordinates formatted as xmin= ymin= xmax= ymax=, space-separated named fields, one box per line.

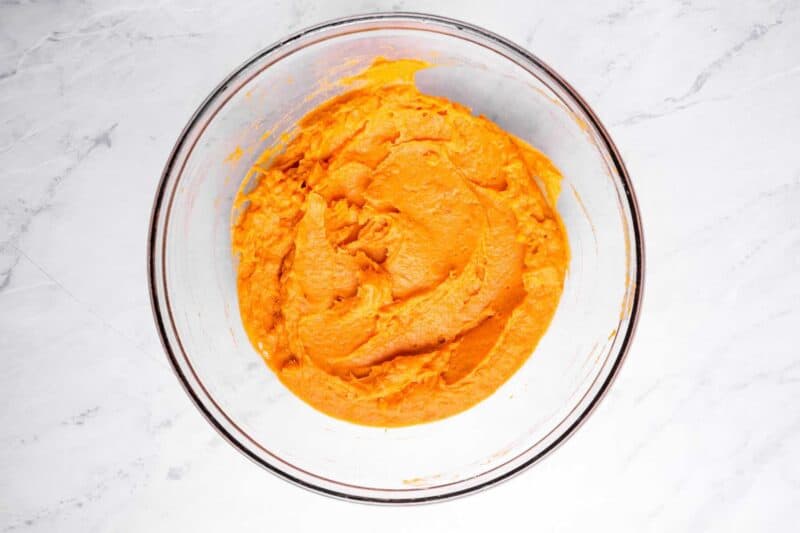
xmin=232 ymin=58 xmax=569 ymax=426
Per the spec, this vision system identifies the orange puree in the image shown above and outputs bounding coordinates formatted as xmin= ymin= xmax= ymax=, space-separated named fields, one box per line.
xmin=233 ymin=59 xmax=569 ymax=426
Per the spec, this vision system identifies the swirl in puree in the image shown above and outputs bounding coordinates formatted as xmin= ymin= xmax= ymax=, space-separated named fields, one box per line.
xmin=233 ymin=59 xmax=569 ymax=426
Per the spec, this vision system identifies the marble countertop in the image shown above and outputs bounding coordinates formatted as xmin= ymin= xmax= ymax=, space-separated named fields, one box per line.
xmin=2 ymin=0 xmax=799 ymax=531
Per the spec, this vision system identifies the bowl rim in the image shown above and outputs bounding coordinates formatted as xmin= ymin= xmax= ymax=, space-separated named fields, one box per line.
xmin=147 ymin=11 xmax=645 ymax=505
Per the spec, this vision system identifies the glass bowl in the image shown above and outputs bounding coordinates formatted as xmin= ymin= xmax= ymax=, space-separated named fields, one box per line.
xmin=148 ymin=12 xmax=644 ymax=503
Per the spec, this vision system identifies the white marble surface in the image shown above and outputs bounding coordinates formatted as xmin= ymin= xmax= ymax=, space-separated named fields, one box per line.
xmin=1 ymin=0 xmax=799 ymax=530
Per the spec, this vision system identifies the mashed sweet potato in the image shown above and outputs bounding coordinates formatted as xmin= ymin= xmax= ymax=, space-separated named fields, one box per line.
xmin=233 ymin=59 xmax=568 ymax=426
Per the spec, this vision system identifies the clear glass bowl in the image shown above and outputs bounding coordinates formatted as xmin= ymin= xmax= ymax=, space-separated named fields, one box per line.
xmin=148 ymin=13 xmax=644 ymax=503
